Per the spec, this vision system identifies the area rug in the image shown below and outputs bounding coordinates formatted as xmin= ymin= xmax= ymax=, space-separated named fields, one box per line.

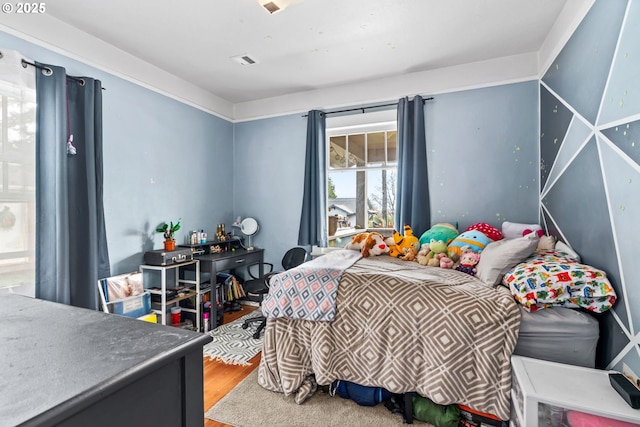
xmin=205 ymin=370 xmax=431 ymax=426
xmin=202 ymin=311 xmax=263 ymax=366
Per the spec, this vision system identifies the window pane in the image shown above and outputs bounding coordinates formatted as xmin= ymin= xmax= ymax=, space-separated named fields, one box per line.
xmin=367 ymin=169 xmax=395 ymax=228
xmin=348 ymin=134 xmax=365 ymax=167
xmin=387 ymin=131 xmax=397 ymax=164
xmin=329 ymin=135 xmax=347 ymax=168
xmin=0 ymin=77 xmax=36 ymax=298
xmin=367 ymin=132 xmax=386 ymax=166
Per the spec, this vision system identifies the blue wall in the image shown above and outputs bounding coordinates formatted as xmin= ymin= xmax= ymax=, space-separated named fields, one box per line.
xmin=233 ymin=114 xmax=307 ymax=267
xmin=232 ymin=82 xmax=540 ymax=267
xmin=540 ymin=0 xmax=640 ymax=371
xmin=0 ymin=31 xmax=234 ymax=274
xmin=1 ymin=29 xmax=540 ymax=287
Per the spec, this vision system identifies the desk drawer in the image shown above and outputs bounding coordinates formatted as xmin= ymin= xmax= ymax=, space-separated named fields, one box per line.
xmin=214 ymin=252 xmax=261 ymax=271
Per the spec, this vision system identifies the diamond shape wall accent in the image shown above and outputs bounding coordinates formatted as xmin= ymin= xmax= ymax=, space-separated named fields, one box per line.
xmin=542 ymin=117 xmax=592 ymax=195
xmin=542 ymin=0 xmax=627 ymax=124
xmin=599 ymin=138 xmax=640 ymax=335
xmin=540 ymin=86 xmax=573 ymax=188
xmin=599 ymin=0 xmax=640 ymax=125
xmin=601 ymin=119 xmax=640 ymax=166
xmin=540 ymin=0 xmax=640 ymax=369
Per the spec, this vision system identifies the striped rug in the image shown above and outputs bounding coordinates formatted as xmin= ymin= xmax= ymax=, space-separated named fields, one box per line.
xmin=202 ymin=310 xmax=263 ymax=366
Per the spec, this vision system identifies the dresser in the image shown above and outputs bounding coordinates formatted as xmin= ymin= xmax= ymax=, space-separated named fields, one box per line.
xmin=0 ymin=293 xmax=212 ymax=427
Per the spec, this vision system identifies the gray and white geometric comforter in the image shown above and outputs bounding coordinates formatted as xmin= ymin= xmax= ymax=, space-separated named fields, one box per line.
xmin=258 ymin=255 xmax=521 ymax=421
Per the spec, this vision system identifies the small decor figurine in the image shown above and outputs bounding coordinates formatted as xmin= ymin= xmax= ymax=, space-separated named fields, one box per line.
xmin=156 ymin=218 xmax=181 ymax=251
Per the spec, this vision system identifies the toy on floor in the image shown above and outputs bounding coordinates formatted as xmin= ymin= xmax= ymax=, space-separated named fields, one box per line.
xmin=344 ymin=231 xmax=390 ymax=257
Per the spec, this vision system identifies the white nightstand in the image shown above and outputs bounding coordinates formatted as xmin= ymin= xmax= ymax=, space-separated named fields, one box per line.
xmin=511 ymin=355 xmax=640 ymax=427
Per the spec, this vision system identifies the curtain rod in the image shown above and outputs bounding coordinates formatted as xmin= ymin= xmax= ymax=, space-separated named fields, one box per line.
xmin=302 ymin=96 xmax=434 ymax=117
xmin=21 ymin=59 xmax=106 ymax=90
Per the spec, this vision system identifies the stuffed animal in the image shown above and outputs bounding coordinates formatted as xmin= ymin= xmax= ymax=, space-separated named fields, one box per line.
xmin=344 ymin=231 xmax=390 ymax=257
xmin=418 ymin=223 xmax=459 ymax=248
xmin=447 ymin=229 xmax=491 ymax=258
xmin=537 ymin=234 xmax=556 ymax=251
xmin=426 ymin=239 xmax=449 ymax=267
xmin=465 ymin=222 xmax=503 ymax=241
xmin=417 ymin=243 xmax=430 ymax=266
xmin=388 ymin=224 xmax=420 ymax=258
xmin=417 ymin=241 xmax=454 ymax=268
xmin=399 ymin=246 xmax=418 ymax=262
xmin=455 ymin=250 xmax=480 ymax=276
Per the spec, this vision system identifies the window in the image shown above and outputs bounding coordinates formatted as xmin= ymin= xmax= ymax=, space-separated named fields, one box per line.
xmin=327 ymin=120 xmax=397 ymax=240
xmin=0 ymin=75 xmax=36 ymax=297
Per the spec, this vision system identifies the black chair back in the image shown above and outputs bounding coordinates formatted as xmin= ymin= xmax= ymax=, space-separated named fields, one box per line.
xmin=282 ymin=247 xmax=308 ymax=270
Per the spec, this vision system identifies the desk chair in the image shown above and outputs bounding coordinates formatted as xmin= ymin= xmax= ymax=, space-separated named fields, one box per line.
xmin=242 ymin=247 xmax=307 ymax=339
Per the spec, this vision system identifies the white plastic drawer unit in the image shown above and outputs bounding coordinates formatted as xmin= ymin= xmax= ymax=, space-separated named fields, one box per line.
xmin=510 ymin=355 xmax=640 ymax=427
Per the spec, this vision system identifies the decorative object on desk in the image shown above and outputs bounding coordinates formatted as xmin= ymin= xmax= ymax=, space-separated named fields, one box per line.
xmin=216 ymin=223 xmax=226 ymax=240
xmin=205 ymin=369 xmax=407 ymax=426
xmin=235 ymin=217 xmax=259 ymax=251
xmin=155 ymin=218 xmax=181 ymax=251
xmin=202 ymin=310 xmax=263 ymax=366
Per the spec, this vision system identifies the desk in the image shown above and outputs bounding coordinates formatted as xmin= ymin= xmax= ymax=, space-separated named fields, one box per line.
xmin=197 ymin=248 xmax=264 ymax=328
xmin=0 ymin=293 xmax=212 ymax=427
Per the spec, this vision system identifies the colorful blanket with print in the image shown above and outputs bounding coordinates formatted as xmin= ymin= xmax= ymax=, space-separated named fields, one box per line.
xmin=503 ymin=249 xmax=617 ymax=313
xmin=258 ymin=255 xmax=520 ymax=421
xmin=261 ymin=249 xmax=361 ymax=322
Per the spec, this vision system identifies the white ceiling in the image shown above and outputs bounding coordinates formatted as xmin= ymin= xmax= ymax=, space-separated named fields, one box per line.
xmin=0 ymin=0 xmax=592 ymax=120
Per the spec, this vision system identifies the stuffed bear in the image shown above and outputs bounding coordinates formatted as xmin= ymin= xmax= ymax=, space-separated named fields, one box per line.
xmin=344 ymin=231 xmax=390 ymax=257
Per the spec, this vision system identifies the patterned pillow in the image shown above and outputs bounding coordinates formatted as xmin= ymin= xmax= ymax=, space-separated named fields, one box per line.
xmin=503 ymin=250 xmax=617 ymax=313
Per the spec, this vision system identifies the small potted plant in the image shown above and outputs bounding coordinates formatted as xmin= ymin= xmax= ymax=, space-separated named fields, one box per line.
xmin=156 ymin=218 xmax=181 ymax=251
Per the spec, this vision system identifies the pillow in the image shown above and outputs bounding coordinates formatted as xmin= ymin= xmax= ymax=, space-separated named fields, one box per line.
xmin=536 ymin=235 xmax=556 ymax=251
xmin=555 ymin=240 xmax=581 ymax=262
xmin=502 ymin=221 xmax=542 ymax=239
xmin=503 ymin=250 xmax=616 ymax=313
xmin=465 ymin=222 xmax=503 ymax=241
xmin=476 ymin=233 xmax=539 ymax=286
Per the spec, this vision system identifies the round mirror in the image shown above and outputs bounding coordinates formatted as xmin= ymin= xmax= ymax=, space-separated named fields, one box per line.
xmin=240 ymin=217 xmax=259 ymax=236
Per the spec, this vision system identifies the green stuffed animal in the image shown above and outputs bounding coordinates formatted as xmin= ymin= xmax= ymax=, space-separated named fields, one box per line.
xmin=418 ymin=223 xmax=459 ymax=249
xmin=425 ymin=239 xmax=448 ymax=267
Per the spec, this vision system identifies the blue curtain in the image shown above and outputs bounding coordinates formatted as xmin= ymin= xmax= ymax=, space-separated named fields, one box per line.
xmin=298 ymin=110 xmax=327 ymax=247
xmin=35 ymin=63 xmax=110 ymax=309
xmin=395 ymin=95 xmax=430 ymax=237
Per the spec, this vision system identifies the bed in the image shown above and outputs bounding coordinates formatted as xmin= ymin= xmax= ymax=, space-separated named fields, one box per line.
xmin=256 ymin=236 xmax=613 ymax=422
xmin=257 ymin=252 xmax=519 ymax=420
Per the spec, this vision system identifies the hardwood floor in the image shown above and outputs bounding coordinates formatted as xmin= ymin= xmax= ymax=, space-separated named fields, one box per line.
xmin=203 ymin=305 xmax=261 ymax=427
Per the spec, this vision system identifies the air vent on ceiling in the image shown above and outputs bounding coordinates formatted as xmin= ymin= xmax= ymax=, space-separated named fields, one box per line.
xmin=262 ymin=1 xmax=281 ymax=14
xmin=230 ymin=54 xmax=259 ymax=66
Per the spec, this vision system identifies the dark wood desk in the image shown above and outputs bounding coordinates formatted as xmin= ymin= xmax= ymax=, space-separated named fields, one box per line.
xmin=0 ymin=293 xmax=212 ymax=427
xmin=197 ymin=248 xmax=264 ymax=328
xmin=197 ymin=248 xmax=264 ymax=279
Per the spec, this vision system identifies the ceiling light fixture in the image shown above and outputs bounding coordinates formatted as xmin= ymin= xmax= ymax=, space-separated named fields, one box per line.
xmin=259 ymin=1 xmax=281 ymax=14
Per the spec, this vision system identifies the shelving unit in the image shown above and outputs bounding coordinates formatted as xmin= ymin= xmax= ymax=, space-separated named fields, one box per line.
xmin=511 ymin=355 xmax=640 ymax=427
xmin=139 ymin=259 xmax=205 ymax=331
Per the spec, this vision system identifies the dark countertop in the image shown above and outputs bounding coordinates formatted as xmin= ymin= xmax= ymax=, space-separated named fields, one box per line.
xmin=0 ymin=293 xmax=211 ymax=426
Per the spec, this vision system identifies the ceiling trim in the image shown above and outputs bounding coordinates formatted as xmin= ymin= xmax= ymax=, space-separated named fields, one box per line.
xmin=0 ymin=14 xmax=234 ymax=120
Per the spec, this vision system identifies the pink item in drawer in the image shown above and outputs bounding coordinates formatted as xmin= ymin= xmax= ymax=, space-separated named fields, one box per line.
xmin=566 ymin=410 xmax=640 ymax=427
